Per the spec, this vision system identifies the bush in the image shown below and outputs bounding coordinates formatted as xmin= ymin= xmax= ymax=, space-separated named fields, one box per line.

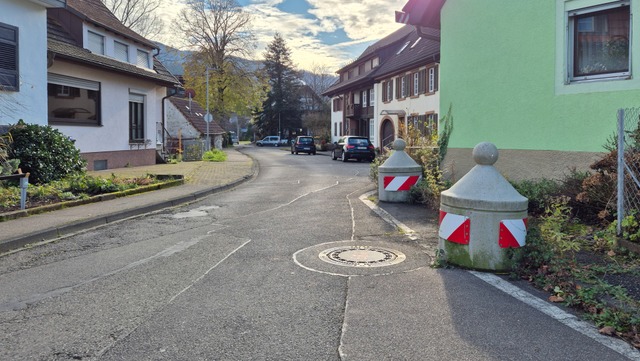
xmin=9 ymin=121 xmax=85 ymax=184
xmin=511 ymin=178 xmax=561 ymax=216
xmin=202 ymin=149 xmax=227 ymax=162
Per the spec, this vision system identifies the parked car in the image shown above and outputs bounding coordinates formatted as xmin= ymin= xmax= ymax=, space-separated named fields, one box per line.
xmin=291 ymin=136 xmax=316 ymax=155
xmin=231 ymin=135 xmax=239 ymax=145
xmin=331 ymin=136 xmax=375 ymax=162
xmin=256 ymin=136 xmax=280 ymax=146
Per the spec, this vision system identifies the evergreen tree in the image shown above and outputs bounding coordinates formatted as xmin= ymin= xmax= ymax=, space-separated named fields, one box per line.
xmin=256 ymin=33 xmax=302 ymax=138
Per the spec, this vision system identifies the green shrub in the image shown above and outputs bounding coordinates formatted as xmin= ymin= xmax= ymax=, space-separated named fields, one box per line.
xmin=511 ymin=178 xmax=561 ymax=216
xmin=202 ymin=149 xmax=227 ymax=162
xmin=9 ymin=121 xmax=86 ymax=184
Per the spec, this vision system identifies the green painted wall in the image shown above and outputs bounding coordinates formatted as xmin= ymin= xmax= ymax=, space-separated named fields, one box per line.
xmin=440 ymin=0 xmax=640 ymax=153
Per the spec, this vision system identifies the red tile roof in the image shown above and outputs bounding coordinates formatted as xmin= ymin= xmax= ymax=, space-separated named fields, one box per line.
xmin=168 ymin=97 xmax=225 ymax=135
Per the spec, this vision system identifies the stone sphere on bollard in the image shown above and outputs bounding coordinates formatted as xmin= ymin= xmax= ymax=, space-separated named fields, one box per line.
xmin=392 ymin=138 xmax=407 ymax=151
xmin=472 ymin=142 xmax=498 ymax=165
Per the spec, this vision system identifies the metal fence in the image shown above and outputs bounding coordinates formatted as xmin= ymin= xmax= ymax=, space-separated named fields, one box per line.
xmin=182 ymin=139 xmax=206 ymax=161
xmin=617 ymin=108 xmax=640 ymax=235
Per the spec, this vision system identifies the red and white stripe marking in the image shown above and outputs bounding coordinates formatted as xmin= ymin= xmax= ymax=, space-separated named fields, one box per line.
xmin=383 ymin=175 xmax=421 ymax=191
xmin=438 ymin=211 xmax=470 ymax=245
xmin=499 ymin=218 xmax=528 ymax=248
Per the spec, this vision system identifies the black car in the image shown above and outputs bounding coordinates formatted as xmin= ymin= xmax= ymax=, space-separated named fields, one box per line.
xmin=331 ymin=136 xmax=375 ymax=162
xmin=291 ymin=136 xmax=317 ymax=155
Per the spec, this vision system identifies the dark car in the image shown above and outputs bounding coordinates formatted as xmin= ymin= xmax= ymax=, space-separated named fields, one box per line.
xmin=331 ymin=136 xmax=375 ymax=162
xmin=291 ymin=136 xmax=316 ymax=155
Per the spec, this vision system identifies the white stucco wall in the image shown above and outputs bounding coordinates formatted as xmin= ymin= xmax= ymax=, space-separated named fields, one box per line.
xmin=165 ymin=101 xmax=201 ymax=140
xmin=0 ymin=0 xmax=49 ymax=125
xmin=330 ymin=97 xmax=343 ymax=144
xmin=48 ymin=61 xmax=167 ymax=153
xmin=374 ymin=64 xmax=440 ymax=148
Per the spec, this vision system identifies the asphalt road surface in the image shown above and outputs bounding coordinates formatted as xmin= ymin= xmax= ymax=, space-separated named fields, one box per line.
xmin=1 ymin=146 xmax=638 ymax=360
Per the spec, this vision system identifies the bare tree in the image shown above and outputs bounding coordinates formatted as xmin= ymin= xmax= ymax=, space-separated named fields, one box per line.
xmin=102 ymin=0 xmax=164 ymax=38
xmin=175 ymin=0 xmax=255 ymax=118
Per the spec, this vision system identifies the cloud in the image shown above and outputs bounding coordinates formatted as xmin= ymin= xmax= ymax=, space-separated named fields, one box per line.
xmin=153 ymin=0 xmax=405 ymax=71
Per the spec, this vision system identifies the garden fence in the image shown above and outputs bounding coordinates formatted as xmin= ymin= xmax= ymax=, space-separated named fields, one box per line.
xmin=617 ymin=108 xmax=640 ymax=235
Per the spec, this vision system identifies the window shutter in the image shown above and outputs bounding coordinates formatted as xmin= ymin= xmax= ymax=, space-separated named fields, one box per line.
xmin=395 ymin=77 xmax=400 ymax=99
xmin=114 ymin=41 xmax=129 ymax=62
xmin=0 ymin=23 xmax=18 ymax=90
xmin=48 ymin=73 xmax=100 ymax=91
xmin=419 ymin=69 xmax=426 ymax=93
xmin=382 ymin=81 xmax=386 ymax=102
xmin=434 ymin=65 xmax=439 ymax=91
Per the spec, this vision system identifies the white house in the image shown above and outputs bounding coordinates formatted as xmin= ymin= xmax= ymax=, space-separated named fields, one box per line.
xmin=323 ymin=25 xmax=440 ymax=150
xmin=165 ymin=96 xmax=226 ymax=155
xmin=45 ymin=0 xmax=180 ymax=170
xmin=0 ymin=0 xmax=66 ymax=125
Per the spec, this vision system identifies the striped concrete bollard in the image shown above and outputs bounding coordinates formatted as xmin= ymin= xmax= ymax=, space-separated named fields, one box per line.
xmin=378 ymin=139 xmax=422 ymax=203
xmin=438 ymin=142 xmax=529 ymax=271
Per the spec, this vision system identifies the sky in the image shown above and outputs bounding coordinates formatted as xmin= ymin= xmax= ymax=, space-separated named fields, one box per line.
xmin=155 ymin=0 xmax=407 ymax=72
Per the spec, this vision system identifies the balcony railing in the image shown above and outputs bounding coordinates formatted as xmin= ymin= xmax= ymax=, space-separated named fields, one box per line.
xmin=345 ymin=103 xmax=362 ymax=118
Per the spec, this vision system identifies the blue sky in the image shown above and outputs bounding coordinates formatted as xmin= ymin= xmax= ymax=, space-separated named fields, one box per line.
xmin=157 ymin=0 xmax=407 ymax=71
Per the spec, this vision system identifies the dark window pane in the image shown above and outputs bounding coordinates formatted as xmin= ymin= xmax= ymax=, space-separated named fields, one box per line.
xmin=574 ymin=5 xmax=629 ymax=77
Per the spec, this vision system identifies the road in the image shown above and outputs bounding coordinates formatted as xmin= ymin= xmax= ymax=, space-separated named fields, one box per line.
xmin=1 ymin=146 xmax=638 ymax=360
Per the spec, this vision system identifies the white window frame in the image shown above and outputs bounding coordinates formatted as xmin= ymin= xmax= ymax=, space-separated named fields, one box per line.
xmin=428 ymin=67 xmax=436 ymax=93
xmin=401 ymin=76 xmax=406 ymax=98
xmin=362 ymin=90 xmax=367 ymax=106
xmin=567 ymin=1 xmax=631 ymax=83
xmin=413 ymin=72 xmax=419 ymax=95
xmin=386 ymin=81 xmax=392 ymax=101
xmin=369 ymin=88 xmax=375 ymax=106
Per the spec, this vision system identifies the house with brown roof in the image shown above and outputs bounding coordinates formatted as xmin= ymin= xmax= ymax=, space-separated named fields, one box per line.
xmin=165 ymin=96 xmax=226 ymax=158
xmin=45 ymin=0 xmax=180 ymax=170
xmin=323 ymin=25 xmax=440 ymax=150
xmin=0 ymin=0 xmax=66 ymax=124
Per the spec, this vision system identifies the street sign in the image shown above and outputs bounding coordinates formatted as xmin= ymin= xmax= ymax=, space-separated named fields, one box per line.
xmin=204 ymin=113 xmax=212 ymax=123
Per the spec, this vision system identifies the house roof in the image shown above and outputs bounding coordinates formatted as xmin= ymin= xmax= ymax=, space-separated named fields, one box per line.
xmin=167 ymin=97 xmax=225 ymax=135
xmin=323 ymin=25 xmax=439 ymax=96
xmin=374 ymin=27 xmax=440 ymax=80
xmin=397 ymin=0 xmax=445 ymax=29
xmin=323 ymin=25 xmax=417 ymax=96
xmin=65 ymin=0 xmax=157 ymax=49
xmin=47 ymin=17 xmax=180 ymax=87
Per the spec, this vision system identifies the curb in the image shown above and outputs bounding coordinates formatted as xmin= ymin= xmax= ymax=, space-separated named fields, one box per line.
xmin=0 ymin=169 xmax=256 ymax=254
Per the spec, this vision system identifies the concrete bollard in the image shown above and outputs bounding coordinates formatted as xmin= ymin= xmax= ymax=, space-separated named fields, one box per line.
xmin=438 ymin=142 xmax=528 ymax=271
xmin=378 ymin=139 xmax=422 ymax=202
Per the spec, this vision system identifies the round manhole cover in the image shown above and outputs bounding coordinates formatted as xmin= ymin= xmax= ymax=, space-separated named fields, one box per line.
xmin=319 ymin=245 xmax=406 ymax=267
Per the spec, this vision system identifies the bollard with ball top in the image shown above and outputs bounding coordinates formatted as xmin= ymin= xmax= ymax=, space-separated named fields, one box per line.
xmin=438 ymin=142 xmax=528 ymax=271
xmin=378 ymin=139 xmax=423 ymax=203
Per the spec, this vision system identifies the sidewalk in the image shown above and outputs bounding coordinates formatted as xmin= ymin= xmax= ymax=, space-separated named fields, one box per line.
xmin=0 ymin=148 xmax=256 ymax=253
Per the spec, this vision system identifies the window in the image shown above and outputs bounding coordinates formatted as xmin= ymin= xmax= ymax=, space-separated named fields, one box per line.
xmin=136 ymin=49 xmax=149 ymax=68
xmin=386 ymin=80 xmax=393 ymax=102
xmin=48 ymin=73 xmax=101 ymax=125
xmin=413 ymin=72 xmax=419 ymax=96
xmin=333 ymin=97 xmax=342 ymax=112
xmin=397 ymin=41 xmax=410 ymax=54
xmin=0 ymin=22 xmax=18 ymax=91
xmin=334 ymin=122 xmax=337 ymax=136
xmin=114 ymin=41 xmax=129 ymax=62
xmin=129 ymin=93 xmax=145 ymax=142
xmin=88 ymin=31 xmax=104 ymax=55
xmin=409 ymin=113 xmax=438 ymax=137
xmin=568 ymin=1 xmax=630 ymax=81
xmin=428 ymin=66 xmax=438 ymax=93
xmin=362 ymin=90 xmax=367 ymax=106
xmin=369 ymin=88 xmax=375 ymax=106
xmin=400 ymin=76 xmax=407 ymax=98
xmin=369 ymin=119 xmax=375 ymax=142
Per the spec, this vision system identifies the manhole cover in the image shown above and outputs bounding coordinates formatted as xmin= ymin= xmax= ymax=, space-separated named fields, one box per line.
xmin=319 ymin=245 xmax=406 ymax=267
